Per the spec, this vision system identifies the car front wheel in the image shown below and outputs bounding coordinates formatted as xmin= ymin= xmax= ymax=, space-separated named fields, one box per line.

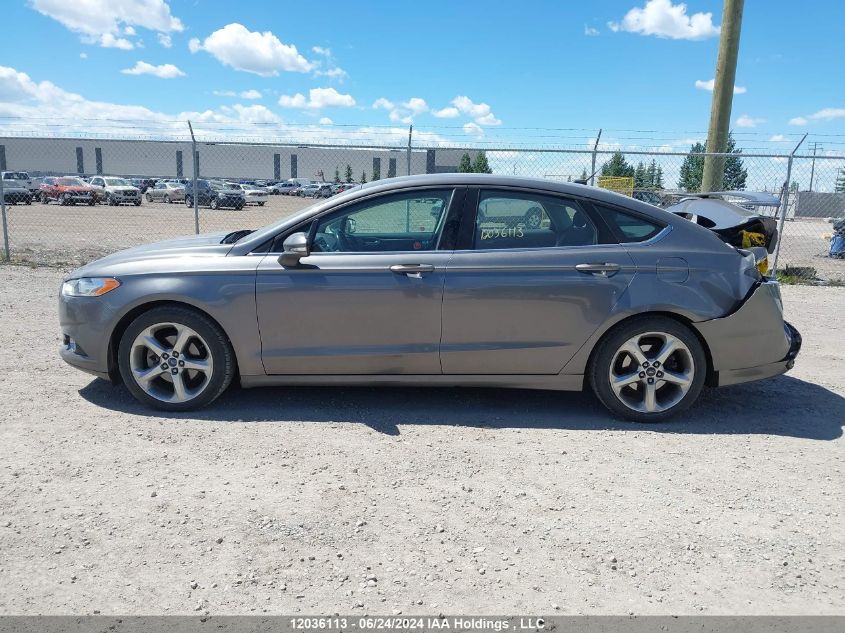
xmin=589 ymin=316 xmax=706 ymax=423
xmin=118 ymin=306 xmax=235 ymax=411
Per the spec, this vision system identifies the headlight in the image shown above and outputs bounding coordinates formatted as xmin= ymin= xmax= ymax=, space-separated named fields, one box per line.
xmin=61 ymin=277 xmax=121 ymax=297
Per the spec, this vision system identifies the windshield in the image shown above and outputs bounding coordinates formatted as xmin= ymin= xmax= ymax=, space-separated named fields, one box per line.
xmin=104 ymin=178 xmax=128 ymax=186
xmin=3 ymin=172 xmax=28 ymax=180
xmin=56 ymin=177 xmax=85 ymax=186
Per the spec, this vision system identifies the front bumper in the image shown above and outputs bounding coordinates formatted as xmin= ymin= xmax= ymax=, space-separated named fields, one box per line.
xmin=58 ymin=290 xmax=117 ymax=380
xmin=109 ymin=190 xmax=141 ymax=203
xmin=693 ymin=280 xmax=802 ymax=387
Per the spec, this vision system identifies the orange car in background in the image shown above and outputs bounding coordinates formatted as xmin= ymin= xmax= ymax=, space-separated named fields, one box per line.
xmin=39 ymin=176 xmax=96 ymax=206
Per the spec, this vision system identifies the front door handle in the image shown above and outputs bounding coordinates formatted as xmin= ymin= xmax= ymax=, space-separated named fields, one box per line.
xmin=390 ymin=264 xmax=435 ymax=277
xmin=575 ymin=262 xmax=621 ymax=276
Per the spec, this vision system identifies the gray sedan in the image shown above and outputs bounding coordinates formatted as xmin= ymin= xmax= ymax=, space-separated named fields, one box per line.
xmin=58 ymin=174 xmax=800 ymax=421
xmin=146 ymin=181 xmax=186 ymax=203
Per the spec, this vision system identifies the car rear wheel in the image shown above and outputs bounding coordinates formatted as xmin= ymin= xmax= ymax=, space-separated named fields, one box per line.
xmin=146 ymin=193 xmax=153 ymax=202
xmin=589 ymin=316 xmax=706 ymax=423
xmin=210 ymin=198 xmax=219 ymax=210
xmin=40 ymin=193 xmax=49 ymax=204
xmin=185 ymin=195 xmax=192 ymax=207
xmin=118 ymin=306 xmax=235 ymax=411
xmin=163 ymin=195 xmax=170 ymax=203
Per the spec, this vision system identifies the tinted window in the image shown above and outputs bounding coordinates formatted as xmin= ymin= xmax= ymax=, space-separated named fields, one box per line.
xmin=474 ymin=191 xmax=597 ymax=250
xmin=311 ymin=189 xmax=453 ymax=253
xmin=600 ymin=206 xmax=664 ymax=243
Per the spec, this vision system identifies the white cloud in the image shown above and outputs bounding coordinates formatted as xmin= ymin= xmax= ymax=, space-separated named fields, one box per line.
xmin=278 ymin=87 xmax=355 ymax=109
xmin=319 ymin=117 xmax=333 ymax=125
xmin=157 ymin=33 xmax=172 ymax=48
xmin=432 ymin=106 xmax=459 ymax=118
xmin=99 ymin=33 xmax=135 ymax=50
xmin=189 ymin=23 xmax=313 ymax=76
xmin=240 ymin=89 xmax=262 ymax=100
xmin=463 ymin=122 xmax=484 ymax=137
xmin=584 ymin=25 xmax=600 ymax=36
xmin=312 ymin=46 xmax=331 ymax=56
xmin=121 ymin=61 xmax=185 ymax=78
xmin=0 ymin=65 xmax=464 ymax=147
xmin=735 ymin=114 xmax=764 ymax=128
xmin=372 ymin=98 xmax=394 ymax=110
xmin=695 ymin=78 xmax=746 ymax=94
xmin=769 ymin=134 xmax=787 ymax=142
xmin=451 ymin=95 xmax=502 ymax=125
xmin=402 ymin=97 xmax=429 ymax=115
xmin=789 ymin=107 xmax=845 ymax=126
xmin=79 ymin=52 xmax=88 ymax=59
xmin=29 ymin=0 xmax=183 ymax=49
xmin=314 ymin=67 xmax=348 ymax=81
xmin=609 ymin=0 xmax=720 ymax=40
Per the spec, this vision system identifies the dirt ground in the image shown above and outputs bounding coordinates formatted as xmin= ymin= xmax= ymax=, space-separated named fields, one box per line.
xmin=0 ymin=265 xmax=843 ymax=615
xmin=2 ymin=195 xmax=844 ymax=282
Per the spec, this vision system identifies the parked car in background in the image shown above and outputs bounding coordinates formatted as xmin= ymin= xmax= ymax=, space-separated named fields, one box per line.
xmin=39 ymin=176 xmax=96 ymax=205
xmin=300 ymin=183 xmax=333 ymax=198
xmin=129 ymin=178 xmax=157 ymax=193
xmin=184 ymin=179 xmax=245 ymax=210
xmin=57 ymin=174 xmax=800 ymax=420
xmin=146 ymin=181 xmax=185 ymax=203
xmin=88 ymin=176 xmax=141 ymax=206
xmin=632 ymin=189 xmax=668 ymax=207
xmin=226 ymin=182 xmax=269 ymax=206
xmin=2 ymin=171 xmax=39 ymax=199
xmin=1 ymin=183 xmax=32 ymax=205
xmin=666 ymin=192 xmax=781 ymax=255
xmin=269 ymin=182 xmax=297 ymax=195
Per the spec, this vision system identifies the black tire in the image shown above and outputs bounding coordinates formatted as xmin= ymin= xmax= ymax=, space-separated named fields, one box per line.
xmin=134 ymin=200 xmax=141 ymax=206
xmin=210 ymin=198 xmax=219 ymax=210
xmin=117 ymin=306 xmax=235 ymax=411
xmin=41 ymin=192 xmax=49 ymax=204
xmin=588 ymin=315 xmax=707 ymax=423
xmin=146 ymin=193 xmax=153 ymax=202
xmin=163 ymin=195 xmax=170 ymax=204
xmin=185 ymin=195 xmax=192 ymax=207
xmin=235 ymin=202 xmax=244 ymax=211
xmin=89 ymin=199 xmax=95 ymax=206
xmin=258 ymin=201 xmax=265 ymax=206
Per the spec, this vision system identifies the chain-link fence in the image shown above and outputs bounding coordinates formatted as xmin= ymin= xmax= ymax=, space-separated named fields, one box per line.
xmin=1 ymin=121 xmax=843 ymax=283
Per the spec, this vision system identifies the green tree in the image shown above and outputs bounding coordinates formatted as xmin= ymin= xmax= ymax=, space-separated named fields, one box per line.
xmin=678 ymin=142 xmax=706 ymax=192
xmin=678 ymin=133 xmax=747 ymax=192
xmin=360 ymin=170 xmax=367 ymax=184
xmin=634 ymin=162 xmax=647 ymax=188
xmin=472 ymin=151 xmax=492 ymax=174
xmin=655 ymin=166 xmax=664 ymax=190
xmin=579 ymin=168 xmax=588 ymax=182
xmin=722 ymin=134 xmax=748 ymax=191
xmin=789 ymin=180 xmax=799 ymax=193
xmin=835 ymin=168 xmax=845 ymax=193
xmin=458 ymin=153 xmax=473 ymax=173
xmin=334 ymin=167 xmax=340 ymax=183
xmin=344 ymin=164 xmax=353 ymax=183
xmin=600 ymin=151 xmax=635 ymax=178
xmin=372 ymin=162 xmax=380 ymax=181
xmin=645 ymin=160 xmax=657 ymax=189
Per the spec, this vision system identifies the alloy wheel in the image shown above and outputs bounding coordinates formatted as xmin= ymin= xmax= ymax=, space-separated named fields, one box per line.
xmin=129 ymin=322 xmax=214 ymax=404
xmin=608 ymin=331 xmax=695 ymax=414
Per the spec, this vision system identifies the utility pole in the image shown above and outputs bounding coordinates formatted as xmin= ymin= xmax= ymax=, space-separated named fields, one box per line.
xmin=406 ymin=125 xmax=413 ymax=176
xmin=808 ymin=143 xmax=817 ymax=192
xmin=701 ymin=0 xmax=744 ymax=192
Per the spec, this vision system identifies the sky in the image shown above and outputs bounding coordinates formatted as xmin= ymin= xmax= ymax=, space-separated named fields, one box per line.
xmin=0 ymin=0 xmax=844 ymax=161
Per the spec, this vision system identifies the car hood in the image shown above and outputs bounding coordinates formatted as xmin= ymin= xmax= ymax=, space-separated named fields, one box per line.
xmin=68 ymin=232 xmax=233 ymax=279
xmin=105 ymin=186 xmax=140 ymax=192
xmin=58 ymin=186 xmax=93 ymax=192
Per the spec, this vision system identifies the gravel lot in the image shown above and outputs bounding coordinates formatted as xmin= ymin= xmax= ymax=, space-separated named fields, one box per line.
xmin=2 ymin=195 xmax=844 ymax=281
xmin=0 ymin=265 xmax=843 ymax=615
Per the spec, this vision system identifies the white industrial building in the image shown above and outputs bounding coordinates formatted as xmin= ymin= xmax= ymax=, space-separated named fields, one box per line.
xmin=0 ymin=137 xmax=476 ymax=181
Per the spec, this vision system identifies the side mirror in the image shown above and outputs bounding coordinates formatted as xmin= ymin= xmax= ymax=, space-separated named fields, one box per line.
xmin=278 ymin=231 xmax=310 ymax=266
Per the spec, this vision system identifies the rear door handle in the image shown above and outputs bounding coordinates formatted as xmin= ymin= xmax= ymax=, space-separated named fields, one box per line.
xmin=390 ymin=264 xmax=435 ymax=277
xmin=576 ymin=262 xmax=622 ymax=276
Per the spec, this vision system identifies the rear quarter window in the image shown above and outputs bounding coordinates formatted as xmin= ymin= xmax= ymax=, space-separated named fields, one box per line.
xmin=598 ymin=205 xmax=664 ymax=243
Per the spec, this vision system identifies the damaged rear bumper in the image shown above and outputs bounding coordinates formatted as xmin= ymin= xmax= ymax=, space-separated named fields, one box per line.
xmin=692 ymin=279 xmax=802 ymax=387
